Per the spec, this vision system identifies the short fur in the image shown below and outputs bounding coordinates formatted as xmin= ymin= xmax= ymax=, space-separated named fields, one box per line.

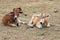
xmin=2 ymin=8 xmax=27 ymax=27
xmin=28 ymin=13 xmax=50 ymax=28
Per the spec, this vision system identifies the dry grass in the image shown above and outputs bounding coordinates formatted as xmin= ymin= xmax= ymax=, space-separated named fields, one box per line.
xmin=0 ymin=0 xmax=60 ymax=40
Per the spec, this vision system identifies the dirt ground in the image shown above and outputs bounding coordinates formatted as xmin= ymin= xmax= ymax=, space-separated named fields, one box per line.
xmin=0 ymin=0 xmax=60 ymax=40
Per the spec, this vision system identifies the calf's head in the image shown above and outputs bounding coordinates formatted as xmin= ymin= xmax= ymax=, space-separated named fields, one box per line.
xmin=39 ymin=18 xmax=45 ymax=24
xmin=13 ymin=7 xmax=27 ymax=20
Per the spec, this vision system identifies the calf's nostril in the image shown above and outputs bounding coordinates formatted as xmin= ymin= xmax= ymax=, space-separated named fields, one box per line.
xmin=25 ymin=14 xmax=27 ymax=16
xmin=40 ymin=22 xmax=42 ymax=24
xmin=14 ymin=18 xmax=17 ymax=20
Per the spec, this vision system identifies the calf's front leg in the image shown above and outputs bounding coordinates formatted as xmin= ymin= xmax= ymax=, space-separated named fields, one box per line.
xmin=17 ymin=18 xmax=27 ymax=25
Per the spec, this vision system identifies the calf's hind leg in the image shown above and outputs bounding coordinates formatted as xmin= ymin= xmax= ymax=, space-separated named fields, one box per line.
xmin=45 ymin=18 xmax=50 ymax=27
xmin=7 ymin=21 xmax=16 ymax=27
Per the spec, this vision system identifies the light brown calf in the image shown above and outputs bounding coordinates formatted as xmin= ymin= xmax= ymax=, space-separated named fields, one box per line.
xmin=28 ymin=13 xmax=50 ymax=28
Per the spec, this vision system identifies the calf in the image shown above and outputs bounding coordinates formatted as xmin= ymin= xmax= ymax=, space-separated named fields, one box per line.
xmin=2 ymin=7 xmax=27 ymax=27
xmin=28 ymin=13 xmax=50 ymax=28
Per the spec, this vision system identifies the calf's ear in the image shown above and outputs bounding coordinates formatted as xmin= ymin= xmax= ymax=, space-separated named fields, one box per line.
xmin=13 ymin=8 xmax=15 ymax=12
xmin=18 ymin=8 xmax=22 ymax=11
xmin=47 ymin=15 xmax=49 ymax=17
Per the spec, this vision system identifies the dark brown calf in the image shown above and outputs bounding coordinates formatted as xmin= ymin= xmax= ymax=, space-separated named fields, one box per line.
xmin=2 ymin=7 xmax=27 ymax=27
